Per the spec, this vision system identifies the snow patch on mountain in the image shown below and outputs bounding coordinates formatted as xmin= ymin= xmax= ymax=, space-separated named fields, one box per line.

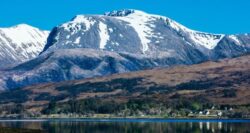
xmin=113 ymin=10 xmax=154 ymax=52
xmin=98 ymin=22 xmax=110 ymax=49
xmin=74 ymin=37 xmax=81 ymax=44
xmin=189 ymin=33 xmax=224 ymax=49
xmin=229 ymin=35 xmax=241 ymax=45
xmin=62 ymin=15 xmax=96 ymax=33
xmin=160 ymin=15 xmax=225 ymax=49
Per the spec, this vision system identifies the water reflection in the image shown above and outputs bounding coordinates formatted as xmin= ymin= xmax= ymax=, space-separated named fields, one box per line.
xmin=0 ymin=120 xmax=249 ymax=133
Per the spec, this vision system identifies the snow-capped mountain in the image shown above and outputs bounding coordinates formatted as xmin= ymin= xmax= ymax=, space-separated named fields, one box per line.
xmin=42 ymin=9 xmax=249 ymax=55
xmin=41 ymin=9 xmax=250 ymax=60
xmin=0 ymin=24 xmax=49 ymax=68
xmin=0 ymin=9 xmax=249 ymax=90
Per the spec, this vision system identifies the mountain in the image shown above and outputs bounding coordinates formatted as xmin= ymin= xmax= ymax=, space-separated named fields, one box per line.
xmin=42 ymin=9 xmax=250 ymax=57
xmin=0 ymin=54 xmax=249 ymax=114
xmin=0 ymin=24 xmax=49 ymax=68
xmin=0 ymin=9 xmax=249 ymax=90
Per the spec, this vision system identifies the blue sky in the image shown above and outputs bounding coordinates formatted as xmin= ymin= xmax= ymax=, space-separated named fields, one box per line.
xmin=0 ymin=0 xmax=249 ymax=34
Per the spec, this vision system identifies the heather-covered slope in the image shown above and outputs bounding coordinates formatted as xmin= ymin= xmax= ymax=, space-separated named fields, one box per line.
xmin=0 ymin=54 xmax=249 ymax=114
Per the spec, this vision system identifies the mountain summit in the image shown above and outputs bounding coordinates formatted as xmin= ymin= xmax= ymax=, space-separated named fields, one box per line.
xmin=41 ymin=9 xmax=249 ymax=56
xmin=0 ymin=24 xmax=49 ymax=68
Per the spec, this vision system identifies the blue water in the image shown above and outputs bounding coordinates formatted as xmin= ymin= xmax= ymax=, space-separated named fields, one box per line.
xmin=0 ymin=118 xmax=249 ymax=133
xmin=45 ymin=118 xmax=250 ymax=123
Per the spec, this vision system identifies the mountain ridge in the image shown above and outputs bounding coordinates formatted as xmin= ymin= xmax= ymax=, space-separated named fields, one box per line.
xmin=42 ymin=9 xmax=244 ymax=53
xmin=0 ymin=24 xmax=49 ymax=68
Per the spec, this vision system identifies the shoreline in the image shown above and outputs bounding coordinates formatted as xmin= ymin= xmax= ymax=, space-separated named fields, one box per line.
xmin=0 ymin=118 xmax=250 ymax=123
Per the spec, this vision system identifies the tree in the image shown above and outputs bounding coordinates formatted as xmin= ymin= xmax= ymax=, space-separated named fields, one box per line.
xmin=43 ymin=101 xmax=57 ymax=114
xmin=11 ymin=103 xmax=24 ymax=114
